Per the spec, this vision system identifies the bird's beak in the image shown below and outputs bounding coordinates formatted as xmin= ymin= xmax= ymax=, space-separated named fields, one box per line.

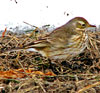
xmin=89 ymin=24 xmax=96 ymax=27
xmin=86 ymin=24 xmax=96 ymax=31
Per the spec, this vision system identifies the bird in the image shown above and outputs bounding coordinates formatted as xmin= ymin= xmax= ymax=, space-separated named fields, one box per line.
xmin=1 ymin=17 xmax=96 ymax=60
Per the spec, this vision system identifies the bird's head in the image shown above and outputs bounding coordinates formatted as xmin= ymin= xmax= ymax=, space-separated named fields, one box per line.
xmin=67 ymin=17 xmax=96 ymax=32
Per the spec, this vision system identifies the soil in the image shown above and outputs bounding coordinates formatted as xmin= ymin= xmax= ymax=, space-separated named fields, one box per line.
xmin=0 ymin=31 xmax=100 ymax=93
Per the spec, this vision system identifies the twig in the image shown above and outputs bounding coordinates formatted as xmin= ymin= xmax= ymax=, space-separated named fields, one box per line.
xmin=77 ymin=81 xmax=100 ymax=93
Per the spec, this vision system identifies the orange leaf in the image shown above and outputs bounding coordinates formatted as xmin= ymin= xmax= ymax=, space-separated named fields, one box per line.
xmin=45 ymin=72 xmax=56 ymax=76
xmin=2 ymin=27 xmax=7 ymax=37
xmin=0 ymin=68 xmax=56 ymax=79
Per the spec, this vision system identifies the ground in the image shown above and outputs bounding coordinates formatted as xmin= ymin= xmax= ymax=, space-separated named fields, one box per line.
xmin=0 ymin=30 xmax=100 ymax=93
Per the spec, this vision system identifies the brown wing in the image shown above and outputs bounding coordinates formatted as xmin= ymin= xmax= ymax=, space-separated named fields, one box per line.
xmin=23 ymin=23 xmax=76 ymax=49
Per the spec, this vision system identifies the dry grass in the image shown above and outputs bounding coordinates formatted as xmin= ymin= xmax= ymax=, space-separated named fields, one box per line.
xmin=0 ymin=30 xmax=100 ymax=93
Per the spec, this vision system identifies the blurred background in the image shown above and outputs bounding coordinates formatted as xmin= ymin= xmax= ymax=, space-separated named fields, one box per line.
xmin=0 ymin=0 xmax=100 ymax=31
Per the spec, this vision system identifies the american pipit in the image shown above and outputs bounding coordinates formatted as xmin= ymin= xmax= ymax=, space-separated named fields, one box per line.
xmin=1 ymin=17 xmax=96 ymax=60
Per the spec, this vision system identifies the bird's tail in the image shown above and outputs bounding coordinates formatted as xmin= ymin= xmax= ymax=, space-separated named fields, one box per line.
xmin=0 ymin=42 xmax=37 ymax=54
xmin=0 ymin=47 xmax=25 ymax=54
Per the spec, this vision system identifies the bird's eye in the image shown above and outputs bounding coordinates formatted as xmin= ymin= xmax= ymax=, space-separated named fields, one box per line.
xmin=81 ymin=23 xmax=86 ymax=27
xmin=77 ymin=21 xmax=86 ymax=28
